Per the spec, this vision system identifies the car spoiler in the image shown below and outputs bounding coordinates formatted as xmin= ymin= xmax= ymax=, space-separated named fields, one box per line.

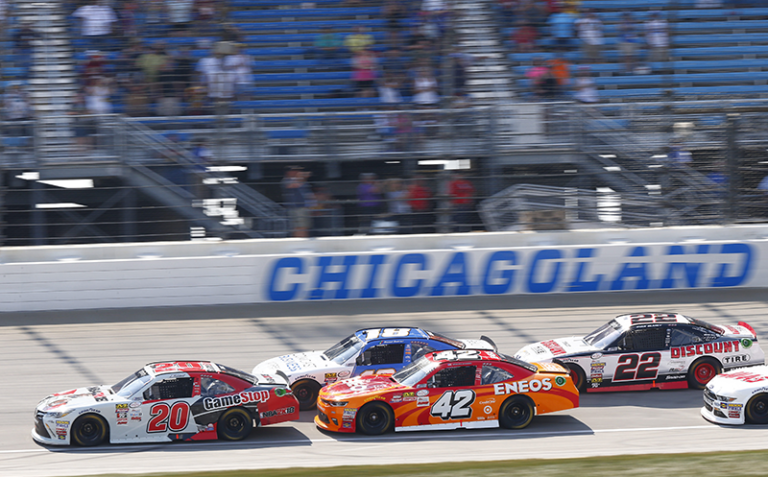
xmin=481 ymin=335 xmax=498 ymax=353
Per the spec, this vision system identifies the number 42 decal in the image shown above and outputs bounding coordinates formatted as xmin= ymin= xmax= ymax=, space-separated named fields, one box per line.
xmin=430 ymin=390 xmax=475 ymax=420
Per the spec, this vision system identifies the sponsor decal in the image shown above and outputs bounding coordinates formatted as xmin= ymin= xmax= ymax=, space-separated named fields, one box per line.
xmin=591 ymin=353 xmax=603 ymax=360
xmin=416 ymin=389 xmax=429 ymax=397
xmin=324 ymin=373 xmax=338 ymax=383
xmin=390 ymin=394 xmax=402 ymax=403
xmin=342 ymin=421 xmax=352 ymax=428
xmin=417 ymin=397 xmax=430 ymax=407
xmin=541 ymin=340 xmax=567 ymax=356
xmin=202 ymin=391 xmax=270 ymax=411
xmin=129 ymin=401 xmax=141 ymax=408
xmin=78 ymin=408 xmax=101 ymax=415
xmin=343 ymin=408 xmax=357 ymax=418
xmin=741 ymin=339 xmax=753 ymax=349
xmin=728 ymin=403 xmax=743 ymax=409
xmin=338 ymin=370 xmax=351 ymax=378
xmin=493 ymin=378 xmax=552 ymax=395
xmin=670 ymin=340 xmax=740 ymax=358
xmin=402 ymin=392 xmax=416 ymax=402
xmin=722 ymin=355 xmax=750 ymax=365
xmin=274 ymin=388 xmax=288 ymax=397
xmin=724 ymin=371 xmax=768 ymax=383
xmin=484 ymin=406 xmax=493 ymax=415
xmin=129 ymin=408 xmax=142 ymax=421
xmin=555 ymin=376 xmax=566 ymax=387
xmin=728 ymin=411 xmax=740 ymax=419
xmin=260 ymin=407 xmax=296 ymax=419
xmin=725 ymin=326 xmax=742 ymax=335
xmin=116 ymin=403 xmax=129 ymax=425
xmin=591 ymin=377 xmax=602 ymax=383
xmin=55 ymin=420 xmax=69 ymax=428
xmin=665 ymin=375 xmax=686 ymax=380
xmin=479 ymin=398 xmax=496 ymax=405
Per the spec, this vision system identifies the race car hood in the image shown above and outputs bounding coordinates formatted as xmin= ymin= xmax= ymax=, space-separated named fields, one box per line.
xmin=36 ymin=385 xmax=113 ymax=413
xmin=320 ymin=375 xmax=404 ymax=400
xmin=253 ymin=351 xmax=342 ymax=380
xmin=707 ymin=365 xmax=768 ymax=397
xmin=515 ymin=337 xmax=598 ymax=363
xmin=458 ymin=338 xmax=496 ymax=351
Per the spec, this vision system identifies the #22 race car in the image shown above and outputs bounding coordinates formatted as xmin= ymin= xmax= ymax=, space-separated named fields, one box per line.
xmin=702 ymin=365 xmax=768 ymax=425
xmin=315 ymin=349 xmax=579 ymax=435
xmin=33 ymin=361 xmax=299 ymax=446
xmin=515 ymin=312 xmax=764 ymax=392
xmin=252 ymin=327 xmax=497 ymax=410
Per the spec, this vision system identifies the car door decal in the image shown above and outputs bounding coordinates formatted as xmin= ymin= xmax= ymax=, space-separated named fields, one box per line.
xmin=613 ymin=353 xmax=662 ymax=381
xmin=430 ymin=390 xmax=476 ymax=420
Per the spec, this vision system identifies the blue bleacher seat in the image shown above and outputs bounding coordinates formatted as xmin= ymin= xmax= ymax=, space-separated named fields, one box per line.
xmin=229 ymin=8 xmax=381 ymax=20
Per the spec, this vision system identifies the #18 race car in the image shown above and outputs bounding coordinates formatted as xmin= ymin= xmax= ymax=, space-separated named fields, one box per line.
xmin=33 ymin=361 xmax=299 ymax=446
xmin=252 ymin=327 xmax=497 ymax=410
xmin=315 ymin=349 xmax=579 ymax=435
xmin=514 ymin=312 xmax=764 ymax=392
xmin=702 ymin=365 xmax=768 ymax=425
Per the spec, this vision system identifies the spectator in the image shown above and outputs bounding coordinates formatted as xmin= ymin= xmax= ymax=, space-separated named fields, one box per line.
xmin=447 ymin=171 xmax=476 ymax=232
xmin=224 ymin=44 xmax=253 ymax=100
xmin=356 ymin=173 xmax=384 ymax=233
xmin=167 ymin=0 xmax=195 ymax=35
xmin=573 ymin=66 xmax=598 ymax=103
xmin=408 ymin=175 xmax=433 ymax=233
xmin=118 ymin=0 xmax=139 ymax=39
xmin=618 ymin=13 xmax=641 ymax=73
xmin=281 ymin=166 xmax=313 ymax=238
xmin=386 ymin=178 xmax=412 ymax=233
xmin=145 ymin=0 xmax=166 ymax=36
xmin=73 ymin=0 xmax=117 ymax=51
xmin=195 ymin=0 xmax=218 ymax=35
xmin=13 ymin=21 xmax=37 ymax=74
xmin=82 ymin=50 xmax=108 ymax=86
xmin=379 ymin=73 xmax=403 ymax=104
xmin=3 ymin=84 xmax=33 ymax=137
xmin=381 ymin=47 xmax=408 ymax=76
xmin=575 ymin=10 xmax=603 ymax=63
xmin=184 ymin=84 xmax=208 ymax=115
xmin=512 ymin=21 xmax=537 ymax=53
xmin=85 ymin=77 xmax=112 ymax=115
xmin=421 ymin=0 xmax=449 ymax=42
xmin=125 ymin=82 xmax=151 ymax=117
xmin=158 ymin=56 xmax=182 ymax=116
xmin=344 ymin=27 xmax=375 ymax=54
xmin=197 ymin=43 xmax=234 ymax=114
xmin=645 ymin=12 xmax=669 ymax=67
xmin=311 ymin=186 xmax=342 ymax=236
xmin=70 ymin=91 xmax=95 ymax=151
xmin=352 ymin=48 xmax=379 ymax=98
xmin=548 ymin=56 xmax=571 ymax=92
xmin=313 ymin=27 xmax=343 ymax=61
xmin=525 ymin=56 xmax=549 ymax=97
xmin=137 ymin=43 xmax=169 ymax=95
xmin=498 ymin=0 xmax=519 ymax=27
xmin=383 ymin=0 xmax=408 ymax=34
xmin=172 ymin=46 xmax=196 ymax=95
xmin=413 ymin=67 xmax=439 ymax=107
xmin=220 ymin=23 xmax=244 ymax=43
xmin=547 ymin=7 xmax=576 ymax=51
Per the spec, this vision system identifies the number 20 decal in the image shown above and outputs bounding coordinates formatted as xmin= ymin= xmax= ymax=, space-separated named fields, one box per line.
xmin=148 ymin=402 xmax=190 ymax=433
xmin=430 ymin=390 xmax=475 ymax=420
xmin=613 ymin=352 xmax=662 ymax=381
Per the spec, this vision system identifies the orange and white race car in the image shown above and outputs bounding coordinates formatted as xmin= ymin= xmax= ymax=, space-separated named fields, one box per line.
xmin=315 ymin=349 xmax=579 ymax=435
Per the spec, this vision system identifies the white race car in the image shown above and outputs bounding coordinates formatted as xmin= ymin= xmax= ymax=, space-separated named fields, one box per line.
xmin=252 ymin=327 xmax=497 ymax=410
xmin=702 ymin=366 xmax=768 ymax=425
xmin=515 ymin=312 xmax=764 ymax=392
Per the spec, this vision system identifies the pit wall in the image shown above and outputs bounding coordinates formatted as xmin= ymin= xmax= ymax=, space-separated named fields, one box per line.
xmin=2 ymin=225 xmax=767 ymax=312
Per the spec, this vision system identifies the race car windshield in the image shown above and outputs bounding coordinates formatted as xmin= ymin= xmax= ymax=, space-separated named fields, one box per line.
xmin=392 ymin=358 xmax=440 ymax=387
xmin=323 ymin=333 xmax=365 ymax=364
xmin=426 ymin=330 xmax=465 ymax=349
xmin=584 ymin=320 xmax=624 ymax=349
xmin=111 ymin=369 xmax=151 ymax=397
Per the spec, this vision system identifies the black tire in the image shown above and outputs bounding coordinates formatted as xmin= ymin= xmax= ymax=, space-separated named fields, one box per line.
xmin=746 ymin=394 xmax=768 ymax=424
xmin=564 ymin=364 xmax=587 ymax=393
xmin=356 ymin=401 xmax=394 ymax=435
xmin=71 ymin=414 xmax=109 ymax=447
xmin=217 ymin=407 xmax=253 ymax=441
xmin=687 ymin=357 xmax=721 ymax=390
xmin=499 ymin=395 xmax=535 ymax=430
xmin=292 ymin=380 xmax=321 ymax=411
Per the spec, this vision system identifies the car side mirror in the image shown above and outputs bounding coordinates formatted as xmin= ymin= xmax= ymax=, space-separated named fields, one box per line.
xmin=355 ymin=355 xmax=363 ymax=366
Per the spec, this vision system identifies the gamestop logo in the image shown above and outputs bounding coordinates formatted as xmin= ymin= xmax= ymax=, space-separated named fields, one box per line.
xmin=202 ymin=391 xmax=270 ymax=411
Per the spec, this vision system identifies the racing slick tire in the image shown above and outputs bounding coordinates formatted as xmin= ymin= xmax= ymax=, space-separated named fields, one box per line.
xmin=746 ymin=394 xmax=768 ymax=424
xmin=687 ymin=357 xmax=721 ymax=390
xmin=563 ymin=363 xmax=587 ymax=393
xmin=217 ymin=407 xmax=254 ymax=441
xmin=499 ymin=395 xmax=535 ymax=430
xmin=71 ymin=414 xmax=109 ymax=446
xmin=292 ymin=379 xmax=321 ymax=411
xmin=356 ymin=401 xmax=394 ymax=435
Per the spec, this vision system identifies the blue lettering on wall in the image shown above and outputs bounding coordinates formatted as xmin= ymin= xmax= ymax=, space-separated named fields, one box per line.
xmin=360 ymin=255 xmax=387 ymax=299
xmin=267 ymin=257 xmax=304 ymax=301
xmin=482 ymin=251 xmax=517 ymax=295
xmin=391 ymin=253 xmax=428 ymax=298
xmin=527 ymin=249 xmax=562 ymax=293
xmin=309 ymin=255 xmax=357 ymax=300
xmin=431 ymin=252 xmax=471 ymax=296
xmin=711 ymin=243 xmax=753 ymax=287
xmin=610 ymin=246 xmax=650 ymax=290
xmin=660 ymin=244 xmax=709 ymax=289
xmin=568 ymin=248 xmax=603 ymax=292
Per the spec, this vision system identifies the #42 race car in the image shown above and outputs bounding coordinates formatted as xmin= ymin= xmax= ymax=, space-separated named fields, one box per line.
xmin=315 ymin=349 xmax=579 ymax=435
xmin=252 ymin=327 xmax=497 ymax=410
xmin=33 ymin=361 xmax=299 ymax=446
xmin=515 ymin=312 xmax=764 ymax=392
xmin=702 ymin=365 xmax=768 ymax=425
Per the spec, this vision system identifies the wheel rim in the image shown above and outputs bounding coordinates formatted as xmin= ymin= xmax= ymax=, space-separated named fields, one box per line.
xmin=364 ymin=409 xmax=385 ymax=430
xmin=80 ymin=420 xmax=98 ymax=439
xmin=226 ymin=414 xmax=246 ymax=433
xmin=295 ymin=387 xmax=309 ymax=401
xmin=695 ymin=363 xmax=716 ymax=384
xmin=754 ymin=399 xmax=768 ymax=416
xmin=569 ymin=368 xmax=581 ymax=389
xmin=506 ymin=403 xmax=530 ymax=426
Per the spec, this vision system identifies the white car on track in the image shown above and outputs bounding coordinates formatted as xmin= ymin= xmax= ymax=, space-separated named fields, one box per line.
xmin=702 ymin=365 xmax=768 ymax=425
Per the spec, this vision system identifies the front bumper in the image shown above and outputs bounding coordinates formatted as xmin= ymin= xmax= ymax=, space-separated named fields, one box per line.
xmin=314 ymin=405 xmax=356 ymax=433
xmin=31 ymin=428 xmax=68 ymax=446
xmin=700 ymin=391 xmax=745 ymax=425
xmin=32 ymin=410 xmax=71 ymax=445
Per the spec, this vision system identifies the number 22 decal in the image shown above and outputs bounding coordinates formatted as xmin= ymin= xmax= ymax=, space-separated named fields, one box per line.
xmin=147 ymin=402 xmax=190 ymax=433
xmin=430 ymin=390 xmax=475 ymax=420
xmin=613 ymin=352 xmax=662 ymax=381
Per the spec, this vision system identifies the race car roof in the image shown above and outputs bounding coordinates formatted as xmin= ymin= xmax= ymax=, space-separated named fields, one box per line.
xmin=145 ymin=361 xmax=220 ymax=376
xmin=427 ymin=350 xmax=538 ymax=372
xmin=615 ymin=312 xmax=690 ymax=328
xmin=356 ymin=327 xmax=430 ymax=341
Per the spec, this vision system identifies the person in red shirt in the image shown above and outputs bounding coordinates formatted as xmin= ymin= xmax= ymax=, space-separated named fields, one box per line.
xmin=408 ymin=175 xmax=433 ymax=234
xmin=447 ymin=172 xmax=476 ymax=232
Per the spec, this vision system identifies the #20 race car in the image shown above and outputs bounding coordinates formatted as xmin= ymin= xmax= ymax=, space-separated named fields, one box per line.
xmin=33 ymin=361 xmax=299 ymax=446
xmin=252 ymin=327 xmax=497 ymax=410
xmin=315 ymin=349 xmax=579 ymax=435
xmin=702 ymin=365 xmax=768 ymax=425
xmin=515 ymin=312 xmax=764 ymax=392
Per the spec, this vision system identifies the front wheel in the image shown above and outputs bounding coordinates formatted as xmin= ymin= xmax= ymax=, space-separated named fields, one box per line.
xmin=71 ymin=414 xmax=109 ymax=446
xmin=746 ymin=394 xmax=768 ymax=424
xmin=356 ymin=402 xmax=394 ymax=435
xmin=688 ymin=357 xmax=721 ymax=390
xmin=217 ymin=407 xmax=253 ymax=441
xmin=499 ymin=395 xmax=535 ymax=430
xmin=291 ymin=380 xmax=321 ymax=411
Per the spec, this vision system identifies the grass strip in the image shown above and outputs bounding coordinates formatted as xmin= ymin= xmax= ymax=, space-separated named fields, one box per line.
xmin=78 ymin=449 xmax=768 ymax=477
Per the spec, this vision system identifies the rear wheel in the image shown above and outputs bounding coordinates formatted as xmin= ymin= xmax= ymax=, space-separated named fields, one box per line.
xmin=564 ymin=364 xmax=587 ymax=393
xmin=356 ymin=402 xmax=394 ymax=435
xmin=217 ymin=407 xmax=253 ymax=441
xmin=71 ymin=414 xmax=108 ymax=447
xmin=499 ymin=396 xmax=535 ymax=430
xmin=291 ymin=380 xmax=321 ymax=411
xmin=746 ymin=394 xmax=768 ymax=424
xmin=688 ymin=357 xmax=721 ymax=390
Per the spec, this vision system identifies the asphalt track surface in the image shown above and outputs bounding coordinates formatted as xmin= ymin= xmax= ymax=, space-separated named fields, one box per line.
xmin=4 ymin=289 xmax=768 ymax=477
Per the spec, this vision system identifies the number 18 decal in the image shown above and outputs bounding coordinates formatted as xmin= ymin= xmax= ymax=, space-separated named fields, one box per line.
xmin=430 ymin=390 xmax=475 ymax=420
xmin=148 ymin=402 xmax=190 ymax=433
